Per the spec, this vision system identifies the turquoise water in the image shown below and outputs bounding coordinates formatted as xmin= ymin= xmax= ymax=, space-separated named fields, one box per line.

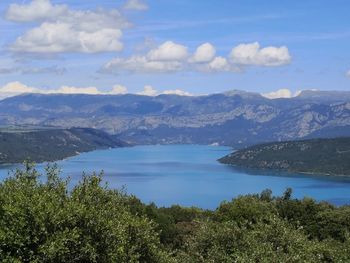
xmin=1 ymin=144 xmax=350 ymax=209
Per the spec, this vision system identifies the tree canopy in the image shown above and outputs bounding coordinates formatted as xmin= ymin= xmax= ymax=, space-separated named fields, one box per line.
xmin=0 ymin=163 xmax=349 ymax=262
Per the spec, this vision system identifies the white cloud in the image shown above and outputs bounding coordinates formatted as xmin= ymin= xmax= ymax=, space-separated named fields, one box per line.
xmin=0 ymin=82 xmax=130 ymax=99
xmin=194 ymin=56 xmax=242 ymax=73
xmin=6 ymin=0 xmax=67 ymax=22
xmin=48 ymin=84 xmax=129 ymax=95
xmin=346 ymin=70 xmax=350 ymax=78
xmin=11 ymin=23 xmax=123 ymax=53
xmin=51 ymin=86 xmax=101 ymax=95
xmin=0 ymin=81 xmax=37 ymax=93
xmin=0 ymin=82 xmax=103 ymax=97
xmin=103 ymin=41 xmax=210 ymax=73
xmin=147 ymin=41 xmax=188 ymax=61
xmin=123 ymin=0 xmax=148 ymax=10
xmin=229 ymin=42 xmax=291 ymax=66
xmin=103 ymin=41 xmax=189 ymax=73
xmin=103 ymin=41 xmax=292 ymax=74
xmin=262 ymin=88 xmax=301 ymax=99
xmin=137 ymin=85 xmax=158 ymax=96
xmin=110 ymin=84 xmax=128 ymax=94
xmin=162 ymin=89 xmax=192 ymax=96
xmin=206 ymin=56 xmax=231 ymax=72
xmin=0 ymin=81 xmax=39 ymax=99
xmin=7 ymin=0 xmax=128 ymax=53
xmin=0 ymin=81 xmax=192 ymax=99
xmin=190 ymin=43 xmax=216 ymax=63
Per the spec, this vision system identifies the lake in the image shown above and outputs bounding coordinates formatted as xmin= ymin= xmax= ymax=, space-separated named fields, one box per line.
xmin=1 ymin=144 xmax=350 ymax=209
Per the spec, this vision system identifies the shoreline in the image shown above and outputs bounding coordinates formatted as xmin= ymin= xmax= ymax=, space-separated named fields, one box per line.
xmin=220 ymin=162 xmax=350 ymax=178
xmin=0 ymin=145 xmax=126 ymax=167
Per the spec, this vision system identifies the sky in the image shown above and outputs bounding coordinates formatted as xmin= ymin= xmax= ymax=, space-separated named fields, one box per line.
xmin=0 ymin=0 xmax=349 ymax=98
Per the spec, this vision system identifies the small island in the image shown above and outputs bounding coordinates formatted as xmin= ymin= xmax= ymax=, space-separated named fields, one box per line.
xmin=219 ymin=137 xmax=350 ymax=176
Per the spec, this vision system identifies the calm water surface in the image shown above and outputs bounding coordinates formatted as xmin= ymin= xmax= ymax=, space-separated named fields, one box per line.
xmin=1 ymin=145 xmax=350 ymax=209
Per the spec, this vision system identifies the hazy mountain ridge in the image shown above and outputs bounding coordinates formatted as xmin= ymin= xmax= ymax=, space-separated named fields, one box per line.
xmin=0 ymin=90 xmax=349 ymax=146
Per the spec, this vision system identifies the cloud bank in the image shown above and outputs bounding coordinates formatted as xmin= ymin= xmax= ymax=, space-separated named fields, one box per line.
xmin=103 ymin=41 xmax=291 ymax=74
xmin=6 ymin=0 xmax=129 ymax=53
xmin=0 ymin=82 xmax=127 ymax=99
xmin=0 ymin=82 xmax=192 ymax=99
xmin=0 ymin=82 xmax=307 ymax=100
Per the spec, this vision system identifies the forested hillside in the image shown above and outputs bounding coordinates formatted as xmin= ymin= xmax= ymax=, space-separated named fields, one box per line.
xmin=0 ymin=128 xmax=126 ymax=164
xmin=219 ymin=137 xmax=350 ymax=176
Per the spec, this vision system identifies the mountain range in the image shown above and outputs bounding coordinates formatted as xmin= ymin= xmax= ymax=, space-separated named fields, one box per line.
xmin=0 ymin=90 xmax=349 ymax=147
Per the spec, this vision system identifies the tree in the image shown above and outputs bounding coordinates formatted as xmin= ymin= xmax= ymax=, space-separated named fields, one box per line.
xmin=0 ymin=163 xmax=171 ymax=262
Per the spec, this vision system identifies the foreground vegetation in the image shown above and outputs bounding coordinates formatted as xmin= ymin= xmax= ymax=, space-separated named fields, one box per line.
xmin=219 ymin=137 xmax=350 ymax=176
xmin=1 ymin=164 xmax=350 ymax=262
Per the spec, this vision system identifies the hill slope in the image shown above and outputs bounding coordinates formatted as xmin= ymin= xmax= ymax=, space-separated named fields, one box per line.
xmin=0 ymin=128 xmax=126 ymax=164
xmin=219 ymin=137 xmax=350 ymax=176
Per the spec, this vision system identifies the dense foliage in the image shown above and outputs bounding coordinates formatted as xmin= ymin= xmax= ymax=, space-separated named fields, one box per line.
xmin=1 ymin=164 xmax=350 ymax=262
xmin=219 ymin=137 xmax=350 ymax=176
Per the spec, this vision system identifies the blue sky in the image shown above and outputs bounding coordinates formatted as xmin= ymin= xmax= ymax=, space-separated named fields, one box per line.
xmin=0 ymin=0 xmax=349 ymax=98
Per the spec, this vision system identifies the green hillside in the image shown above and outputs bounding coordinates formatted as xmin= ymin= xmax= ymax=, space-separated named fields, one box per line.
xmin=219 ymin=137 xmax=350 ymax=176
xmin=0 ymin=128 xmax=126 ymax=164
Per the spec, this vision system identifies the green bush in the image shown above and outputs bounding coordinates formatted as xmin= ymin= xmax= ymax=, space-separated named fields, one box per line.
xmin=177 ymin=217 xmax=325 ymax=263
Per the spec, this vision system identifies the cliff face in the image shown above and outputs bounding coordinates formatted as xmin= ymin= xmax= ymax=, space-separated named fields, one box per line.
xmin=219 ymin=137 xmax=350 ymax=176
